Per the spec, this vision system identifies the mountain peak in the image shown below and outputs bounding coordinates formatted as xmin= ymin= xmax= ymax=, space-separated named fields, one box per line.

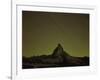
xmin=58 ymin=43 xmax=63 ymax=48
xmin=52 ymin=43 xmax=64 ymax=57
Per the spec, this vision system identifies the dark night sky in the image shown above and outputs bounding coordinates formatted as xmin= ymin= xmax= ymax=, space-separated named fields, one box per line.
xmin=22 ymin=11 xmax=89 ymax=57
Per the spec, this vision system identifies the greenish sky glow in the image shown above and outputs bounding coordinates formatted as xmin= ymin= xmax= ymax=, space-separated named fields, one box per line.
xmin=22 ymin=11 xmax=89 ymax=57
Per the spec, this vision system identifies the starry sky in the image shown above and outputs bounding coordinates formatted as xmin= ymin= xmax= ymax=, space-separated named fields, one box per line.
xmin=22 ymin=11 xmax=89 ymax=57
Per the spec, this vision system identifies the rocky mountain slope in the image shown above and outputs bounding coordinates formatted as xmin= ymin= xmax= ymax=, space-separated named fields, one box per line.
xmin=22 ymin=44 xmax=89 ymax=69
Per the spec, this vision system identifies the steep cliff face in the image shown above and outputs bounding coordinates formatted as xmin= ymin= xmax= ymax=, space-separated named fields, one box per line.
xmin=52 ymin=44 xmax=64 ymax=57
xmin=52 ymin=44 xmax=69 ymax=64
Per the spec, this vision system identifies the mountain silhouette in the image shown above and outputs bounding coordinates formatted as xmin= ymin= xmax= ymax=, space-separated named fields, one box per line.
xmin=23 ymin=44 xmax=89 ymax=69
